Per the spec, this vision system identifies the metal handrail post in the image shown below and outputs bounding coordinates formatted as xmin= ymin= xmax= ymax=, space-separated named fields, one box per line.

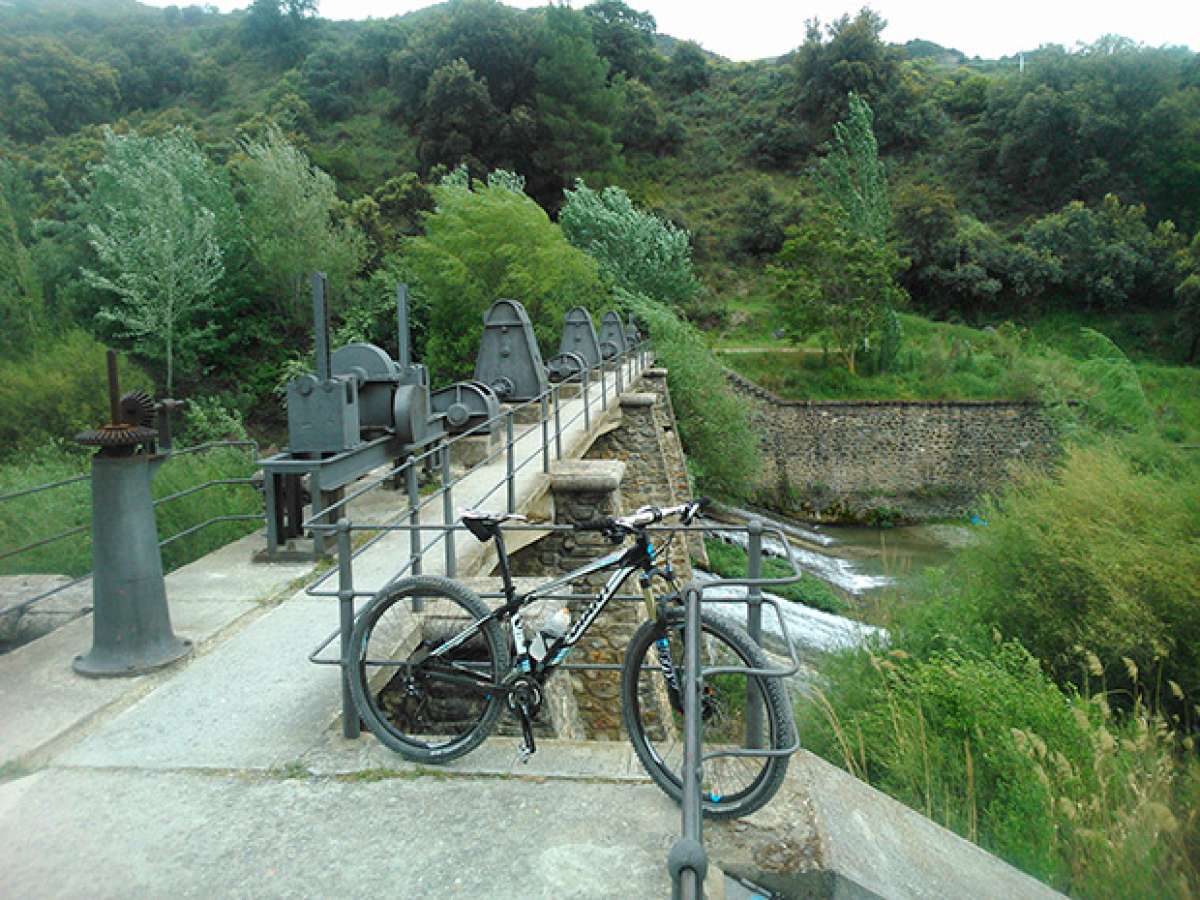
xmin=582 ymin=368 xmax=591 ymax=432
xmin=441 ymin=446 xmax=456 ymax=577
xmin=616 ymin=350 xmax=625 ymax=394
xmin=601 ymin=361 xmax=608 ymax=410
xmin=670 ymin=582 xmax=708 ymax=900
xmin=505 ymin=410 xmax=516 ymax=513
xmin=746 ymin=518 xmax=764 ymax=749
xmin=553 ymin=383 xmax=563 ymax=460
xmin=541 ymin=395 xmax=551 ymax=474
xmin=336 ymin=519 xmax=360 ymax=739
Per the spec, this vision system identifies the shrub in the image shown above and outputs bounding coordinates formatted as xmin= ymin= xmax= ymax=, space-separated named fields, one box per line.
xmin=622 ymin=291 xmax=759 ymax=498
xmin=0 ymin=330 xmax=152 ymax=462
xmin=0 ymin=445 xmax=259 ymax=578
xmin=900 ymin=443 xmax=1200 ymax=708
xmin=802 ymin=641 xmax=1200 ymax=894
xmin=404 ymin=174 xmax=606 ymax=383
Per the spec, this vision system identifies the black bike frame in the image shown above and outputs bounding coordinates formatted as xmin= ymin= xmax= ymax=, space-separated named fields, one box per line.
xmin=419 ymin=529 xmax=669 ymax=693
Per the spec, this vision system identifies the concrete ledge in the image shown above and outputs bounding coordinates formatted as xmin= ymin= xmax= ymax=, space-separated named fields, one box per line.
xmin=707 ymin=751 xmax=1063 ymax=899
xmin=643 ymin=367 xmax=668 ymax=379
xmin=618 ymin=392 xmax=657 ymax=408
xmin=548 ymin=460 xmax=625 ymax=494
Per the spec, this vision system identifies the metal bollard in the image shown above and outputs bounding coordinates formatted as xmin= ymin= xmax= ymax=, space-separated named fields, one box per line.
xmin=337 ymin=519 xmax=360 ymax=739
xmin=669 ymin=583 xmax=708 ymax=900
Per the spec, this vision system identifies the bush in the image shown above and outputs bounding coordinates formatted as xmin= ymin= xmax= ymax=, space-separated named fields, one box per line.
xmin=622 ymin=291 xmax=759 ymax=498
xmin=900 ymin=443 xmax=1200 ymax=708
xmin=802 ymin=641 xmax=1200 ymax=895
xmin=0 ymin=445 xmax=260 ymax=578
xmin=0 ymin=330 xmax=152 ymax=462
xmin=404 ymin=174 xmax=606 ymax=383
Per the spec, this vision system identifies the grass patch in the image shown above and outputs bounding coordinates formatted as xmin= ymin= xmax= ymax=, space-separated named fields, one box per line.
xmin=701 ymin=537 xmax=844 ymax=614
xmin=0 ymin=444 xmax=262 ymax=578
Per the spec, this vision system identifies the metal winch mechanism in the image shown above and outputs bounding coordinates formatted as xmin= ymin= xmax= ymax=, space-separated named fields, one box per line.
xmin=429 ymin=380 xmax=501 ymax=436
xmin=545 ymin=306 xmax=602 ymax=383
xmin=473 ymin=298 xmax=550 ymax=403
xmin=262 ymin=276 xmax=447 ymax=558
xmin=598 ymin=310 xmax=630 ymax=360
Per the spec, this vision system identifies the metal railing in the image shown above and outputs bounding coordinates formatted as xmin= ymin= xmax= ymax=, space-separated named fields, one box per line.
xmin=293 ymin=340 xmax=802 ymax=899
xmin=671 ymin=521 xmax=805 ymax=900
xmin=299 ymin=343 xmax=651 ymax=738
xmin=0 ymin=440 xmax=265 ymax=619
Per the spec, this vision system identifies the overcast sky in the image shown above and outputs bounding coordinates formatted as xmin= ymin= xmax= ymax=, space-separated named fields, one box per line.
xmin=144 ymin=1 xmax=1198 ymax=61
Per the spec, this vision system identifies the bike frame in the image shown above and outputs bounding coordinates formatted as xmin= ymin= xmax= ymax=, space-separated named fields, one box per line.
xmin=418 ymin=528 xmax=672 ymax=694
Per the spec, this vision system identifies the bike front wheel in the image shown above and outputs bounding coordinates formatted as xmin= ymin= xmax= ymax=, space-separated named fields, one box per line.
xmin=348 ymin=575 xmax=509 ymax=764
xmin=621 ymin=608 xmax=795 ymax=818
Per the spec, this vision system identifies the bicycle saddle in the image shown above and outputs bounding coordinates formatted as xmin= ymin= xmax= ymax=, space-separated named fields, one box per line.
xmin=459 ymin=508 xmax=527 ymax=542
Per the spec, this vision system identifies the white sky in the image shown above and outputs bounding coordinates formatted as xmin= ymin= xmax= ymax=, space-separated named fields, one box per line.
xmin=144 ymin=1 xmax=1198 ymax=60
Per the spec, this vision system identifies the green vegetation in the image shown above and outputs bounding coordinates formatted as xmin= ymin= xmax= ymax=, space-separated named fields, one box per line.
xmin=701 ymin=537 xmax=844 ymax=613
xmin=0 ymin=445 xmax=261 ymax=578
xmin=405 ymin=170 xmax=605 ymax=384
xmin=0 ymin=5 xmax=1197 ymax=892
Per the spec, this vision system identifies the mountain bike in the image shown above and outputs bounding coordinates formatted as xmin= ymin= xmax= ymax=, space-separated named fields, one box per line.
xmin=347 ymin=500 xmax=796 ymax=818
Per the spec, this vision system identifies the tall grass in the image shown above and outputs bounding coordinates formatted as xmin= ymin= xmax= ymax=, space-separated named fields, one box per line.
xmin=801 ymin=643 xmax=1200 ymax=897
xmin=0 ymin=445 xmax=262 ymax=579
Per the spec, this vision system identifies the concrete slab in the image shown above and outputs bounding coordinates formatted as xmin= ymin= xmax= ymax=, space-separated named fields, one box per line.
xmin=58 ymin=596 xmax=341 ymax=771
xmin=0 ymin=598 xmax=255 ymax=767
xmin=0 ymin=767 xmax=679 ymax=900
xmin=703 ymin=751 xmax=1064 ymax=899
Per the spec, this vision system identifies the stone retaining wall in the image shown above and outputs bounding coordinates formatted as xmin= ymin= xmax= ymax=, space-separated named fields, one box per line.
xmin=725 ymin=368 xmax=1061 ymax=521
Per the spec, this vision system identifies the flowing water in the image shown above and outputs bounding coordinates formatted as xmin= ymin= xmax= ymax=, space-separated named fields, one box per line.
xmin=697 ymin=505 xmax=975 ymax=658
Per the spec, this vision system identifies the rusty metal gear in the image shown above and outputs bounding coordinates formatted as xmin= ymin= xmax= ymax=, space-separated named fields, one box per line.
xmin=76 ymin=422 xmax=159 ymax=448
xmin=119 ymin=390 xmax=157 ymax=428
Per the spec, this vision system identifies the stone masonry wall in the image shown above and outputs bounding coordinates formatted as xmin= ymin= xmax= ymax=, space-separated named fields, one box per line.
xmin=726 ymin=368 xmax=1061 ymax=521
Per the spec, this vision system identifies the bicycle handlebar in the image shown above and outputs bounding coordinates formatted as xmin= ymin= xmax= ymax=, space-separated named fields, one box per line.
xmin=574 ymin=498 xmax=709 ymax=535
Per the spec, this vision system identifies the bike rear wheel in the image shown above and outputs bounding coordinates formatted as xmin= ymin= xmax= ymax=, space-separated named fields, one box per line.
xmin=621 ymin=608 xmax=794 ymax=818
xmin=348 ymin=575 xmax=509 ymax=764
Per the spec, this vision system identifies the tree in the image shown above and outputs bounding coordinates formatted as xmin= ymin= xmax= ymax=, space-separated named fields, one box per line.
xmin=773 ymin=94 xmax=906 ymax=372
xmin=242 ymin=0 xmax=319 ymax=62
xmin=236 ymin=126 xmax=366 ymax=323
xmin=532 ymin=6 xmax=621 ymax=193
xmin=793 ymin=10 xmax=903 ymax=142
xmin=774 ymin=214 xmax=905 ymax=374
xmin=0 ymin=189 xmax=42 ymax=354
xmin=813 ymin=93 xmax=890 ymax=243
xmin=664 ymin=42 xmax=709 ymax=94
xmin=80 ymin=130 xmax=226 ymax=393
xmin=0 ymin=37 xmax=120 ymax=140
xmin=1024 ymin=194 xmax=1184 ymax=311
xmin=417 ymin=59 xmax=499 ymax=172
xmin=583 ymin=0 xmax=658 ymax=82
xmin=1176 ymin=233 xmax=1200 ymax=363
xmin=403 ymin=173 xmax=606 ymax=383
xmin=560 ymin=181 xmax=699 ymax=306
